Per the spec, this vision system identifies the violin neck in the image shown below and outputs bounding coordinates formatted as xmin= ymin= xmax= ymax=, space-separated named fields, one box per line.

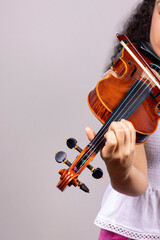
xmin=88 ymin=80 xmax=152 ymax=153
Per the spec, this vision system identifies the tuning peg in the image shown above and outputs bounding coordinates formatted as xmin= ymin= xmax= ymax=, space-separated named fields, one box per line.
xmin=66 ymin=138 xmax=82 ymax=152
xmin=92 ymin=168 xmax=103 ymax=179
xmin=55 ymin=151 xmax=71 ymax=167
xmin=87 ymin=164 xmax=103 ymax=179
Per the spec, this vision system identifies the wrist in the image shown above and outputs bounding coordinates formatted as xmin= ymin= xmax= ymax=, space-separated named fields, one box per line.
xmin=108 ymin=165 xmax=148 ymax=196
xmin=106 ymin=163 xmax=132 ymax=186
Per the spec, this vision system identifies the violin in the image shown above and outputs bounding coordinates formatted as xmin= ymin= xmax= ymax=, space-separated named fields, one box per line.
xmin=55 ymin=34 xmax=160 ymax=193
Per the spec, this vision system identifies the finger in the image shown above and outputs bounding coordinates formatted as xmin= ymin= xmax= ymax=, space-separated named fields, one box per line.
xmin=108 ymin=121 xmax=126 ymax=146
xmin=121 ymin=119 xmax=136 ymax=145
xmin=85 ymin=127 xmax=96 ymax=141
xmin=119 ymin=120 xmax=131 ymax=145
xmin=102 ymin=130 xmax=117 ymax=157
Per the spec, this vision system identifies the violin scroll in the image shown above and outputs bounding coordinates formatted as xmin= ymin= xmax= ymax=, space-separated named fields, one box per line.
xmin=55 ymin=138 xmax=103 ymax=193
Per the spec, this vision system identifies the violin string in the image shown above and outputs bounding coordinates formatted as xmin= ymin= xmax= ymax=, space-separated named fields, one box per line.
xmin=77 ymin=73 xmax=157 ymax=170
xmin=76 ymin=61 xmax=160 ymax=170
xmin=81 ymin=73 xmax=156 ymax=167
xmin=78 ymin=78 xmax=151 ymax=169
xmin=94 ymin=65 xmax=159 ymax=144
xmin=89 ymin=78 xmax=152 ymax=150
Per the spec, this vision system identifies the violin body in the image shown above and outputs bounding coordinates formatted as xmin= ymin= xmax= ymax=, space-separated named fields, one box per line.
xmin=88 ymin=44 xmax=160 ymax=143
xmin=55 ymin=34 xmax=160 ymax=193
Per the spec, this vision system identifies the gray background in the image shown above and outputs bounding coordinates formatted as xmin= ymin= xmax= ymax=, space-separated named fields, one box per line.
xmin=0 ymin=0 xmax=139 ymax=240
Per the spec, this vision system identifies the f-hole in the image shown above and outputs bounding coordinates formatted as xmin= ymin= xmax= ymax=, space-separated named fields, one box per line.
xmin=128 ymin=62 xmax=137 ymax=79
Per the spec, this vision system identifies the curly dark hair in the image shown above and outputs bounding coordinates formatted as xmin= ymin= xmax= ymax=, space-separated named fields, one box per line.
xmin=106 ymin=0 xmax=156 ymax=70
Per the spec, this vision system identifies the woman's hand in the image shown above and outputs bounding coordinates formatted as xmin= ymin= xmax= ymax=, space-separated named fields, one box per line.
xmin=85 ymin=119 xmax=136 ymax=180
xmin=85 ymin=119 xmax=148 ymax=196
xmin=102 ymin=119 xmax=136 ymax=181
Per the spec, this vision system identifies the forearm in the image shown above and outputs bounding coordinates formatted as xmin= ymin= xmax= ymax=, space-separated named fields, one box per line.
xmin=85 ymin=121 xmax=148 ymax=196
xmin=108 ymin=164 xmax=149 ymax=196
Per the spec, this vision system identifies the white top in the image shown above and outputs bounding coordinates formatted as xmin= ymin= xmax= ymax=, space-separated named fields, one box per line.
xmin=94 ymin=122 xmax=160 ymax=240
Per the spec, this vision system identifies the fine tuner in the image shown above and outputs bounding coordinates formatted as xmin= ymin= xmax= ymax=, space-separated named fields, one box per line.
xmin=55 ymin=138 xmax=103 ymax=193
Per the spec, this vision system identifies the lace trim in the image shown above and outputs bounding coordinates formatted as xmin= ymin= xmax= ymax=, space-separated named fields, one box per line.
xmin=94 ymin=218 xmax=160 ymax=240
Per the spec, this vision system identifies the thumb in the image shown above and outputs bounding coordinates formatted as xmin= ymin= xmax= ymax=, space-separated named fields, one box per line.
xmin=85 ymin=127 xmax=96 ymax=141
